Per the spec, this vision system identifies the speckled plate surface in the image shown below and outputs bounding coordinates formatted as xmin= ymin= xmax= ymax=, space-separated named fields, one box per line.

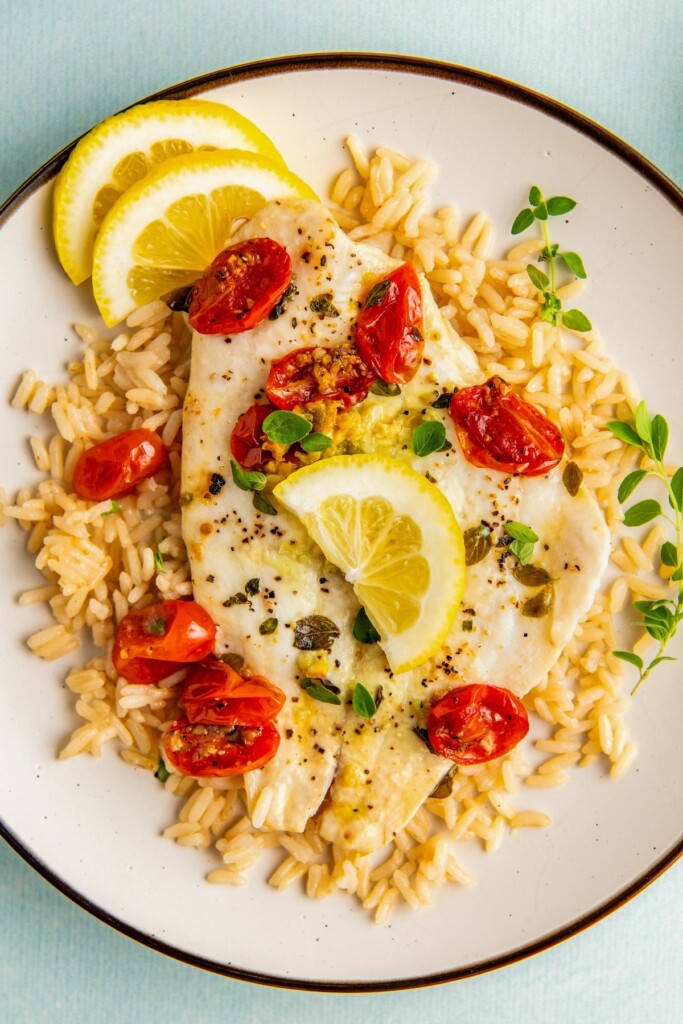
xmin=0 ymin=54 xmax=681 ymax=990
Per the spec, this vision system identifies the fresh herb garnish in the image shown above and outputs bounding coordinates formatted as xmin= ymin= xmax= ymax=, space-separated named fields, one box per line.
xmin=153 ymin=550 xmax=165 ymax=573
xmin=230 ymin=459 xmax=267 ymax=492
xmin=252 ymin=492 xmax=278 ymax=516
xmin=364 ymin=279 xmax=392 ymax=308
xmin=147 ymin=617 xmax=166 ymax=636
xmin=259 ymin=617 xmax=279 ymax=635
xmin=352 ymin=682 xmax=377 ymax=720
xmin=300 ymin=432 xmax=332 ymax=453
xmin=300 ymin=677 xmax=342 ymax=705
xmin=463 ymin=524 xmax=492 ymax=566
xmin=309 ymin=292 xmax=340 ymax=317
xmin=155 ymin=758 xmax=170 ymax=783
xmin=262 ymin=410 xmax=312 ymax=446
xmin=102 ymin=500 xmax=121 ymax=516
xmin=511 ymin=186 xmax=591 ymax=332
xmin=352 ymin=606 xmax=380 ymax=644
xmin=268 ymin=281 xmax=298 ymax=320
xmin=504 ymin=522 xmax=539 ymax=565
xmin=412 ymin=420 xmax=448 ymax=457
xmin=223 ymin=592 xmax=249 ymax=608
xmin=607 ymin=401 xmax=682 ymax=693
xmin=370 ymin=380 xmax=402 ymax=397
xmin=294 ymin=614 xmax=341 ymax=651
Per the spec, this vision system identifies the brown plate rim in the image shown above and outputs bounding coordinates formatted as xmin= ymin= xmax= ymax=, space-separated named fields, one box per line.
xmin=1 ymin=51 xmax=681 ymax=993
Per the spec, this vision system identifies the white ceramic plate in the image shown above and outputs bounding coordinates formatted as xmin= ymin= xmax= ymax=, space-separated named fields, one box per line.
xmin=1 ymin=55 xmax=681 ymax=991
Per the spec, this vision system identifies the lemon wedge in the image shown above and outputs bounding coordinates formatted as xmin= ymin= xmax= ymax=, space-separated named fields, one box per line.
xmin=53 ymin=99 xmax=285 ymax=286
xmin=91 ymin=149 xmax=318 ymax=326
xmin=273 ymin=454 xmax=466 ymax=674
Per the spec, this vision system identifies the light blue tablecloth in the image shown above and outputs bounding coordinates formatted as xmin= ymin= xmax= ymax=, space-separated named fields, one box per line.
xmin=1 ymin=2 xmax=681 ymax=1021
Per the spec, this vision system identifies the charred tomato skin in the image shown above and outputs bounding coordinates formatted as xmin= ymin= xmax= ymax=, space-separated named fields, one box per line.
xmin=163 ymin=717 xmax=280 ymax=777
xmin=188 ymin=238 xmax=292 ymax=335
xmin=266 ymin=344 xmax=375 ymax=409
xmin=427 ymin=683 xmax=529 ymax=765
xmin=72 ymin=428 xmax=167 ymax=501
xmin=449 ymin=376 xmax=565 ymax=476
xmin=181 ymin=659 xmax=285 ymax=725
xmin=355 ymin=263 xmax=424 ymax=384
xmin=112 ymin=599 xmax=216 ymax=684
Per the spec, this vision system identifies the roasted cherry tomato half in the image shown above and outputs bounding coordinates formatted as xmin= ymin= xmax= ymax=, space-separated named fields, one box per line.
xmin=181 ymin=659 xmax=285 ymax=726
xmin=355 ymin=263 xmax=424 ymax=384
xmin=163 ymin=717 xmax=280 ymax=777
xmin=113 ymin=599 xmax=216 ymax=684
xmin=427 ymin=683 xmax=529 ymax=765
xmin=188 ymin=238 xmax=292 ymax=335
xmin=72 ymin=428 xmax=167 ymax=501
xmin=230 ymin=402 xmax=283 ymax=470
xmin=266 ymin=343 xmax=375 ymax=410
xmin=449 ymin=376 xmax=564 ymax=476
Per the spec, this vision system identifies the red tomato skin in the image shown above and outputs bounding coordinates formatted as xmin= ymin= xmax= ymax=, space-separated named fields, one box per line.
xmin=230 ymin=402 xmax=281 ymax=470
xmin=112 ymin=600 xmax=216 ymax=684
xmin=449 ymin=376 xmax=565 ymax=476
xmin=188 ymin=238 xmax=292 ymax=335
xmin=72 ymin=429 xmax=167 ymax=501
xmin=355 ymin=263 xmax=424 ymax=384
xmin=163 ymin=717 xmax=280 ymax=777
xmin=427 ymin=683 xmax=529 ymax=765
xmin=266 ymin=344 xmax=376 ymax=410
xmin=182 ymin=659 xmax=286 ymax=725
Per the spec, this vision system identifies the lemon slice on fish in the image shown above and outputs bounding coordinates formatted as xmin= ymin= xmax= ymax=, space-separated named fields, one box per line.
xmin=53 ymin=99 xmax=285 ymax=286
xmin=91 ymin=149 xmax=318 ymax=326
xmin=273 ymin=454 xmax=466 ymax=674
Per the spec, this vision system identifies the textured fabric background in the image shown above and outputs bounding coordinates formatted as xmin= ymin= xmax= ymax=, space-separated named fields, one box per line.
xmin=1 ymin=1 xmax=681 ymax=1021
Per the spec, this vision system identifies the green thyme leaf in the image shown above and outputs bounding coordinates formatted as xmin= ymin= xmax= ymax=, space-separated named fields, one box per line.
xmin=300 ymin=432 xmax=332 ymax=453
xmin=370 ymin=379 xmax=402 ymax=397
xmin=353 ymin=606 xmax=381 ymax=644
xmin=230 ymin=459 xmax=266 ymax=492
xmin=511 ymin=563 xmax=553 ymax=587
xmin=259 ymin=617 xmax=279 ymax=635
xmin=547 ymin=196 xmax=577 ymax=216
xmin=155 ymin=758 xmax=170 ymax=783
xmin=521 ymin=585 xmax=554 ymax=618
xmin=412 ymin=420 xmax=447 ymax=457
xmin=300 ymin=677 xmax=342 ymax=705
xmin=102 ymin=500 xmax=121 ymax=516
xmin=562 ymin=461 xmax=583 ymax=497
xmin=623 ymin=499 xmax=662 ymax=527
xmin=526 ymin=264 xmax=550 ymax=291
xmin=463 ymin=524 xmax=492 ymax=566
xmin=511 ymin=208 xmax=535 ymax=235
xmin=670 ymin=467 xmax=683 ymax=511
xmin=533 ymin=202 xmax=548 ymax=221
xmin=352 ymin=682 xmax=377 ymax=720
xmin=529 ymin=186 xmax=543 ymax=206
xmin=561 ymin=308 xmax=592 ymax=332
xmin=153 ymin=550 xmax=165 ymax=573
xmin=262 ymin=410 xmax=312 ymax=446
xmin=364 ymin=279 xmax=392 ymax=308
xmin=561 ymin=251 xmax=587 ymax=278
xmin=431 ymin=390 xmax=456 ymax=409
xmin=660 ymin=542 xmax=678 ymax=567
xmin=617 ymin=469 xmax=648 ymax=503
xmin=294 ymin=615 xmax=341 ymax=651
xmin=218 ymin=652 xmax=245 ymax=671
xmin=252 ymin=492 xmax=278 ymax=516
xmin=147 ymin=617 xmax=166 ymax=636
xmin=607 ymin=420 xmax=643 ymax=448
xmin=650 ymin=415 xmax=669 ymax=462
xmin=613 ymin=651 xmax=644 ymax=671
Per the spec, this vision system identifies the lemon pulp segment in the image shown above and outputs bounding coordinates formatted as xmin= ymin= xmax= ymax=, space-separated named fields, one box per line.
xmin=273 ymin=455 xmax=466 ymax=673
xmin=91 ymin=150 xmax=318 ymax=325
xmin=53 ymin=98 xmax=285 ymax=285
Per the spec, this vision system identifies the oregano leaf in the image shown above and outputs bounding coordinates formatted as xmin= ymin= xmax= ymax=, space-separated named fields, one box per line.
xmin=617 ymin=469 xmax=648 ymax=503
xmin=623 ymin=499 xmax=662 ymax=527
xmin=511 ymin=208 xmax=534 ymax=235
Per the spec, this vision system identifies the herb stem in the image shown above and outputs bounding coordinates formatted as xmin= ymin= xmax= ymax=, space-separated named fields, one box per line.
xmin=541 ymin=219 xmax=556 ymax=294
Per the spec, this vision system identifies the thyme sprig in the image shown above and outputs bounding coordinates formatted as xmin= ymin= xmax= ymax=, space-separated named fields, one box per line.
xmin=608 ymin=401 xmax=683 ymax=693
xmin=511 ymin=186 xmax=591 ymax=332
